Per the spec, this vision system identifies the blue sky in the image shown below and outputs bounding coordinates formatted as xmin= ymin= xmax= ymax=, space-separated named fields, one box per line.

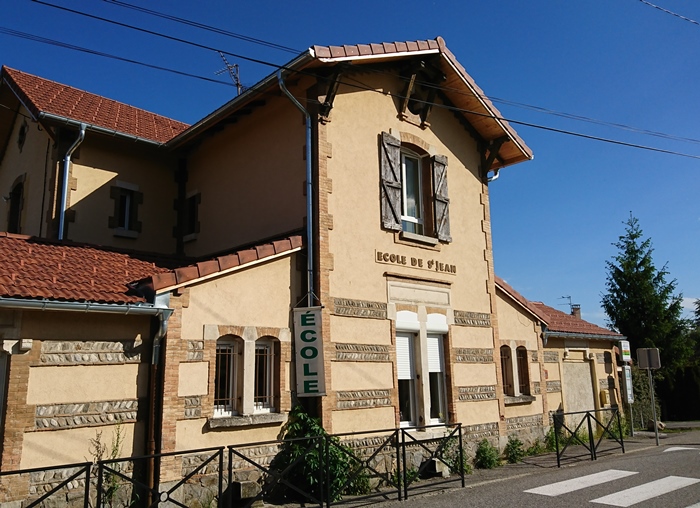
xmin=2 ymin=1 xmax=698 ymax=326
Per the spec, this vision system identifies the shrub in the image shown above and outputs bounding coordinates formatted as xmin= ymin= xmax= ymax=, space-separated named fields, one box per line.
xmin=504 ymin=435 xmax=525 ymax=464
xmin=441 ymin=437 xmax=472 ymax=475
xmin=473 ymin=439 xmax=500 ymax=469
xmin=525 ymin=439 xmax=546 ymax=456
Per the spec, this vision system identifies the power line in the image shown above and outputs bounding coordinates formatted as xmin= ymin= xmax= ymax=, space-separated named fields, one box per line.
xmin=638 ymin=0 xmax=700 ymax=26
xmin=13 ymin=2 xmax=700 ymax=160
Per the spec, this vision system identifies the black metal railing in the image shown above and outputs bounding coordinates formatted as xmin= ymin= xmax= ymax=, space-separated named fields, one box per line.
xmin=0 ymin=424 xmax=465 ymax=507
xmin=552 ymin=407 xmax=624 ymax=467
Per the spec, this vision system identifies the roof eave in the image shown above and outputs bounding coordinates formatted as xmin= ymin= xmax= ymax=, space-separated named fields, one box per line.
xmin=543 ymin=330 xmax=626 ymax=341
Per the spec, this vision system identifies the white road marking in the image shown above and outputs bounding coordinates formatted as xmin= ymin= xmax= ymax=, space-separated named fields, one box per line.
xmin=591 ymin=476 xmax=700 ymax=507
xmin=683 ymin=503 xmax=700 ymax=508
xmin=664 ymin=446 xmax=698 ymax=453
xmin=524 ymin=469 xmax=638 ymax=497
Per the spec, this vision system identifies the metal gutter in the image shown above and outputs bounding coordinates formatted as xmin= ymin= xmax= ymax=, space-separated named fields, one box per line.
xmin=0 ymin=297 xmax=172 ymax=318
xmin=38 ymin=112 xmax=164 ymax=147
xmin=543 ymin=330 xmax=626 ymax=341
xmin=166 ymin=51 xmax=315 ymax=149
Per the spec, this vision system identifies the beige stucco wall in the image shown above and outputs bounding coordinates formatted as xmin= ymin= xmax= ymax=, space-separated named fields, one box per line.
xmin=180 ymin=254 xmax=299 ymax=340
xmin=175 ymin=419 xmax=281 ymax=449
xmin=450 ymin=327 xmax=494 ymax=349
xmin=331 ymin=407 xmax=395 ymax=434
xmin=325 ymin=74 xmax=488 ymax=314
xmin=20 ymin=311 xmax=151 ymax=341
xmin=66 ymin=135 xmax=177 ymax=252
xmin=184 ymin=94 xmax=307 ymax=257
xmin=21 ymin=422 xmax=140 ymax=469
xmin=328 ymin=315 xmax=392 ymax=345
xmin=0 ymin=116 xmax=52 ymax=236
xmin=454 ymin=400 xmax=500 ymax=426
xmin=330 ymin=362 xmax=393 ymax=392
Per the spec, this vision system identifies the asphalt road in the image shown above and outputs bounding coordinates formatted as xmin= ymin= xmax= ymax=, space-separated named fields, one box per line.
xmin=382 ymin=431 xmax=700 ymax=508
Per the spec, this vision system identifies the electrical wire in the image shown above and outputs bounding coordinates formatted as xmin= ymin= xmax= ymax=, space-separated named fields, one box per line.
xmin=12 ymin=1 xmax=700 ymax=160
xmin=637 ymin=0 xmax=700 ymax=26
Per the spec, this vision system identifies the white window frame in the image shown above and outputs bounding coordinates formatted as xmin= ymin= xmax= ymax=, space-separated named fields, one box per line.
xmin=214 ymin=339 xmax=240 ymax=418
xmin=427 ymin=334 xmax=447 ymax=424
xmin=396 ymin=332 xmax=417 ymax=427
xmin=400 ymin=150 xmax=425 ymax=235
xmin=253 ymin=339 xmax=275 ymax=413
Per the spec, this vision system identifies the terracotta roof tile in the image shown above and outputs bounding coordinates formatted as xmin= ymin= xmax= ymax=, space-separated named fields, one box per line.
xmin=150 ymin=234 xmax=304 ymax=291
xmin=0 ymin=233 xmax=170 ymax=304
xmin=1 ymin=66 xmax=189 ymax=144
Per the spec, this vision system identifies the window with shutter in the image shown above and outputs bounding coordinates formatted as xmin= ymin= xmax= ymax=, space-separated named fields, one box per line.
xmin=380 ymin=132 xmax=450 ymax=242
xmin=396 ymin=333 xmax=417 ymax=426
xmin=427 ymin=334 xmax=447 ymax=423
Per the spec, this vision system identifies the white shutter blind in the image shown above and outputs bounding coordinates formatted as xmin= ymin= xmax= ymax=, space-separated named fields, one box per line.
xmin=427 ymin=335 xmax=443 ymax=373
xmin=396 ymin=334 xmax=414 ymax=380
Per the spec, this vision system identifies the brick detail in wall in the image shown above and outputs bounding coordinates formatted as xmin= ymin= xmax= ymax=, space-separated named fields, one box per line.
xmin=462 ymin=421 xmax=499 ymax=440
xmin=530 ymin=350 xmax=538 ymax=362
xmin=506 ymin=415 xmax=543 ymax=431
xmin=533 ymin=381 xmax=541 ymax=395
xmin=453 ymin=310 xmax=491 ymax=328
xmin=336 ymin=390 xmax=392 ymax=410
xmin=453 ymin=348 xmax=493 ymax=363
xmin=331 ymin=297 xmax=387 ymax=319
xmin=599 ymin=377 xmax=615 ymax=390
xmin=596 ymin=353 xmax=606 ymax=364
xmin=183 ymin=396 xmax=202 ymax=419
xmin=334 ymin=343 xmax=390 ymax=362
xmin=35 ymin=399 xmax=138 ymax=429
xmin=39 ymin=340 xmax=142 ymax=365
xmin=543 ymin=351 xmax=559 ymax=363
xmin=187 ymin=341 xmax=204 ymax=361
xmin=457 ymin=385 xmax=497 ymax=401
xmin=546 ymin=380 xmax=562 ymax=393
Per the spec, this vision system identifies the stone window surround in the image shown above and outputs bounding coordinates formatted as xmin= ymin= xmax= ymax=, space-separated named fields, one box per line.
xmin=500 ymin=341 xmax=534 ymax=405
xmin=109 ymin=180 xmax=142 ymax=238
xmin=204 ymin=324 xmax=289 ymax=429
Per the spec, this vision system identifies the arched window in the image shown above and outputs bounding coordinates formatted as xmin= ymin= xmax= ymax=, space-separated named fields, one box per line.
xmin=500 ymin=345 xmax=514 ymax=396
xmin=254 ymin=337 xmax=278 ymax=413
xmin=516 ymin=347 xmax=530 ymax=395
xmin=214 ymin=336 xmax=242 ymax=417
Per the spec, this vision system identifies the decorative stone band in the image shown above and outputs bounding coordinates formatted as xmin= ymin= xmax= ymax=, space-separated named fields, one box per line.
xmin=454 ymin=348 xmax=493 ymax=363
xmin=596 ymin=353 xmax=608 ymax=364
xmin=530 ymin=350 xmax=539 ymax=362
xmin=457 ymin=385 xmax=496 ymax=401
xmin=40 ymin=340 xmax=142 ymax=365
xmin=546 ymin=380 xmax=562 ymax=393
xmin=332 ymin=298 xmax=387 ymax=320
xmin=187 ymin=341 xmax=204 ymax=361
xmin=336 ymin=390 xmax=392 ymax=410
xmin=335 ymin=343 xmax=391 ymax=362
xmin=35 ymin=399 xmax=138 ymax=429
xmin=506 ymin=415 xmax=542 ymax=431
xmin=533 ymin=381 xmax=541 ymax=395
xmin=543 ymin=351 xmax=559 ymax=363
xmin=599 ymin=377 xmax=615 ymax=389
xmin=461 ymin=421 xmax=499 ymax=440
xmin=453 ymin=310 xmax=491 ymax=328
xmin=184 ymin=396 xmax=202 ymax=419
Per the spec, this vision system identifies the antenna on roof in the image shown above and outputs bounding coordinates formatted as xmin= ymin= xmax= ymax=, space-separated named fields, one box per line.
xmin=215 ymin=52 xmax=243 ymax=96
xmin=558 ymin=295 xmax=573 ymax=313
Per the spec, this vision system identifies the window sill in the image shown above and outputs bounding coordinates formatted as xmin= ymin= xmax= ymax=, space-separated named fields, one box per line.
xmin=504 ymin=395 xmax=536 ymax=406
xmin=113 ymin=228 xmax=139 ymax=239
xmin=208 ymin=412 xmax=286 ymax=429
xmin=393 ymin=231 xmax=442 ymax=251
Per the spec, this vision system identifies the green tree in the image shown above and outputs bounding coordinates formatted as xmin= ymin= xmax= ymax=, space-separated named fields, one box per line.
xmin=601 ymin=215 xmax=688 ymax=374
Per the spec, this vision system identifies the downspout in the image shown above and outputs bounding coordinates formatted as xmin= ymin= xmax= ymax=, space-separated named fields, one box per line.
xmin=58 ymin=123 xmax=86 ymax=240
xmin=487 ymin=168 xmax=500 ymax=183
xmin=278 ymin=70 xmax=314 ymax=307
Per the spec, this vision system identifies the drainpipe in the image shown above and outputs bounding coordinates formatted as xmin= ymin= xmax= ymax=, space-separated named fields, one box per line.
xmin=58 ymin=123 xmax=86 ymax=240
xmin=278 ymin=71 xmax=314 ymax=307
xmin=487 ymin=168 xmax=500 ymax=183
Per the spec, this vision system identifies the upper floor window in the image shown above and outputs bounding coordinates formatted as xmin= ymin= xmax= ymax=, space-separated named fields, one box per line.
xmin=7 ymin=179 xmax=24 ymax=234
xmin=109 ymin=182 xmax=142 ymax=238
xmin=182 ymin=192 xmax=201 ymax=239
xmin=380 ymin=132 xmax=450 ymax=242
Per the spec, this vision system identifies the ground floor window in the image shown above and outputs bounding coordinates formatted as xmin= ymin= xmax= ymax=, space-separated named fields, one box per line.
xmin=214 ymin=338 xmax=241 ymax=417
xmin=254 ymin=339 xmax=275 ymax=413
xmin=427 ymin=334 xmax=447 ymax=423
xmin=396 ymin=333 xmax=416 ymax=426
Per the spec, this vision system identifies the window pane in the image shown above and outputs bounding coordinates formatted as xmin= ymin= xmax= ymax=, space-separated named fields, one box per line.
xmin=500 ymin=346 xmax=513 ymax=396
xmin=118 ymin=191 xmax=131 ymax=230
xmin=215 ymin=344 xmax=235 ymax=415
xmin=429 ymin=372 xmax=446 ymax=422
xmin=255 ymin=343 xmax=274 ymax=411
xmin=401 ymin=153 xmax=423 ymax=235
xmin=398 ymin=379 xmax=415 ymax=425
xmin=517 ymin=348 xmax=530 ymax=395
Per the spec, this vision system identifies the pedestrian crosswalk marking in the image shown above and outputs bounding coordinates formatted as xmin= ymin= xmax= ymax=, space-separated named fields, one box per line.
xmin=683 ymin=503 xmax=700 ymax=508
xmin=664 ymin=446 xmax=698 ymax=453
xmin=524 ymin=469 xmax=638 ymax=497
xmin=590 ymin=476 xmax=700 ymax=507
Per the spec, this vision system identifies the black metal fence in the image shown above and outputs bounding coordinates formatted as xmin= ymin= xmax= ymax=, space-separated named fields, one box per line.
xmin=551 ymin=407 xmax=625 ymax=467
xmin=0 ymin=424 xmax=465 ymax=507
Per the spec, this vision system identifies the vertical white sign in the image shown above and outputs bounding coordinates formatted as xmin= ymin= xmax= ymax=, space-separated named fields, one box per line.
xmin=294 ymin=307 xmax=326 ymax=397
xmin=619 ymin=340 xmax=631 ymax=362
xmin=623 ymin=365 xmax=634 ymax=403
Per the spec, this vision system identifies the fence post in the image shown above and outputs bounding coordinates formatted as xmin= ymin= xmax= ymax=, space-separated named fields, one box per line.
xmin=323 ymin=436 xmax=330 ymax=508
xmin=458 ymin=424 xmax=465 ymax=488
xmin=553 ymin=413 xmax=561 ymax=468
xmin=587 ymin=413 xmax=596 ymax=461
xmin=96 ymin=462 xmax=104 ymax=507
xmin=227 ymin=446 xmax=233 ymax=508
xmin=395 ymin=430 xmax=402 ymax=501
xmin=616 ymin=408 xmax=625 ymax=453
xmin=83 ymin=464 xmax=91 ymax=508
xmin=401 ymin=429 xmax=408 ymax=500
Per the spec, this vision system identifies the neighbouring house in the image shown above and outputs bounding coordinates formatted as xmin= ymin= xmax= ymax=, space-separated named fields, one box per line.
xmin=0 ymin=36 xmax=617 ymax=503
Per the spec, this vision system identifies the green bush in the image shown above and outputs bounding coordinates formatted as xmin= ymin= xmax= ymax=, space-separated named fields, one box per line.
xmin=473 ymin=439 xmax=500 ymax=469
xmin=525 ymin=439 xmax=546 ymax=456
xmin=504 ymin=435 xmax=525 ymax=464
xmin=269 ymin=406 xmax=370 ymax=502
xmin=440 ymin=437 xmax=472 ymax=475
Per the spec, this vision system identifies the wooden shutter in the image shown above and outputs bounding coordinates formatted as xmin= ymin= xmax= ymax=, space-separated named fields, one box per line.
xmin=432 ymin=154 xmax=451 ymax=242
xmin=396 ymin=334 xmax=415 ymax=380
xmin=380 ymin=132 xmax=402 ymax=231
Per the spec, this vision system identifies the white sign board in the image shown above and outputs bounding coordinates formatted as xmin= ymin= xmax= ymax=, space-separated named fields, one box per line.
xmin=294 ymin=307 xmax=326 ymax=397
xmin=622 ymin=365 xmax=634 ymax=403
xmin=619 ymin=340 xmax=631 ymax=362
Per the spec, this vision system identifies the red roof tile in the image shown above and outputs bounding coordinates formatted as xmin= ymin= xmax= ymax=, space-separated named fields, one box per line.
xmin=1 ymin=66 xmax=189 ymax=144
xmin=150 ymin=235 xmax=303 ymax=291
xmin=0 ymin=233 xmax=171 ymax=304
xmin=495 ymin=275 xmax=621 ymax=339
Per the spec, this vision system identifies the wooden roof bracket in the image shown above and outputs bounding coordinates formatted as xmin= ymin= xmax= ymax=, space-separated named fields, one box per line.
xmin=399 ymin=72 xmax=417 ymax=120
xmin=319 ymin=68 xmax=343 ymax=123
xmin=480 ymin=136 xmax=509 ymax=182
